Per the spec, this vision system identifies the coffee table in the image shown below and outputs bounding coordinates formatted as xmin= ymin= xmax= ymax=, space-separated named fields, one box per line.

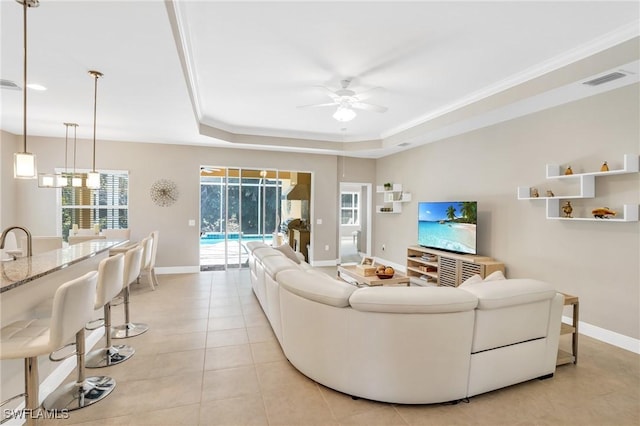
xmin=337 ymin=265 xmax=410 ymax=287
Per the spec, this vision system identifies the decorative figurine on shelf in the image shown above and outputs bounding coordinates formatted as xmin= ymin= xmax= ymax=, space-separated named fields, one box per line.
xmin=600 ymin=161 xmax=609 ymax=172
xmin=564 ymin=166 xmax=573 ymax=175
xmin=562 ymin=201 xmax=573 ymax=218
xmin=546 ymin=190 xmax=555 ymax=197
xmin=531 ymin=188 xmax=539 ymax=198
xmin=592 ymin=207 xmax=616 ymax=219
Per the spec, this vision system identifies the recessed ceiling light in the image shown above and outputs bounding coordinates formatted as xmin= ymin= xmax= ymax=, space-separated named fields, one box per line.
xmin=26 ymin=83 xmax=46 ymax=91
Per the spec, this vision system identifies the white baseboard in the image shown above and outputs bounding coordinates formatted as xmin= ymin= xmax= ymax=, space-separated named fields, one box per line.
xmin=562 ymin=316 xmax=640 ymax=354
xmin=5 ymin=328 xmax=103 ymax=426
xmin=155 ymin=266 xmax=200 ymax=274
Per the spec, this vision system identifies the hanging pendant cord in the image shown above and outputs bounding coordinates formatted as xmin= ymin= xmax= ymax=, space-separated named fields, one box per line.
xmin=21 ymin=0 xmax=27 ymax=153
xmin=64 ymin=124 xmax=69 ymax=173
xmin=72 ymin=124 xmax=77 ymax=175
xmin=92 ymin=74 xmax=98 ymax=172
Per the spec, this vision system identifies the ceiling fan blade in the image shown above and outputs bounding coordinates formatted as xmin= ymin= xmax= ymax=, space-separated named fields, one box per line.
xmin=353 ymin=86 xmax=382 ymax=101
xmin=312 ymin=85 xmax=340 ymax=101
xmin=297 ymin=102 xmax=339 ymax=109
xmin=352 ymin=102 xmax=388 ymax=113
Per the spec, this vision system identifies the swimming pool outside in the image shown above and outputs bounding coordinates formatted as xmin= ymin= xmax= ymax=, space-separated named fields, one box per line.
xmin=200 ymin=234 xmax=273 ymax=269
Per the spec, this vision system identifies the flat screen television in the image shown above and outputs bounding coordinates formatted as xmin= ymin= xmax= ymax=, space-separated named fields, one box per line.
xmin=418 ymin=201 xmax=477 ymax=255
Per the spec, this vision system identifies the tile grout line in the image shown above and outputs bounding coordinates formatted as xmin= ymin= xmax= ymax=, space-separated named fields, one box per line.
xmin=197 ymin=271 xmax=215 ymax=426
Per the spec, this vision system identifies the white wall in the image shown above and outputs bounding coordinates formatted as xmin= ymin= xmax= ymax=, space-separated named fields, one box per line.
xmin=374 ymin=84 xmax=639 ymax=340
xmin=0 ymin=135 xmax=339 ymax=269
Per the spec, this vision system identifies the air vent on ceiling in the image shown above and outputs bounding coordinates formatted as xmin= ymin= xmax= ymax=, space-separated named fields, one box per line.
xmin=582 ymin=72 xmax=627 ymax=86
xmin=397 ymin=142 xmax=411 ymax=147
xmin=0 ymin=79 xmax=21 ymax=90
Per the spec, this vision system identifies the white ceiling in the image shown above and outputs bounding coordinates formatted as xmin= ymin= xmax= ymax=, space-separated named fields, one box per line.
xmin=1 ymin=1 xmax=639 ymax=158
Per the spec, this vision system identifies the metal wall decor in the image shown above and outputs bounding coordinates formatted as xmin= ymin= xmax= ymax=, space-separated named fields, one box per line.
xmin=150 ymin=179 xmax=179 ymax=207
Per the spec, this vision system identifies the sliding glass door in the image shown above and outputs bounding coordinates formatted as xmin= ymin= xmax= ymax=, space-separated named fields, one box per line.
xmin=200 ymin=167 xmax=283 ymax=270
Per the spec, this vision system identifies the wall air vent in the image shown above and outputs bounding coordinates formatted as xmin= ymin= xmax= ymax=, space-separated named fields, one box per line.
xmin=582 ymin=72 xmax=627 ymax=86
xmin=0 ymin=79 xmax=21 ymax=90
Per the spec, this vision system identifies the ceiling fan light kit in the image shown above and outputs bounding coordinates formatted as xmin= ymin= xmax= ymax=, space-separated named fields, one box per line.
xmin=299 ymin=79 xmax=387 ymax=123
xmin=333 ymin=105 xmax=356 ymax=122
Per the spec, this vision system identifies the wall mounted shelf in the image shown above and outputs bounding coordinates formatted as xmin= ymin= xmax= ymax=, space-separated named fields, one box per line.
xmin=376 ymin=184 xmax=411 ymax=214
xmin=517 ymin=154 xmax=639 ymax=222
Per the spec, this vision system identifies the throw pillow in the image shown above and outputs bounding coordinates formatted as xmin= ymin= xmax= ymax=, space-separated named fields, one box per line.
xmin=274 ymin=243 xmax=301 ymax=264
xmin=459 ymin=274 xmax=483 ymax=287
xmin=484 ymin=270 xmax=506 ymax=281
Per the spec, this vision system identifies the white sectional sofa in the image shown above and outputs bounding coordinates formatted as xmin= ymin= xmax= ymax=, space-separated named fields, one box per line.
xmin=246 ymin=242 xmax=563 ymax=404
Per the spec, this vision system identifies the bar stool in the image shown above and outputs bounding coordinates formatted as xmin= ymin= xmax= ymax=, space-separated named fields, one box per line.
xmin=85 ymin=253 xmax=135 ymax=368
xmin=138 ymin=235 xmax=156 ymax=290
xmin=0 ymin=271 xmax=99 ymax=424
xmin=111 ymin=245 xmax=148 ymax=339
xmin=43 ymin=284 xmax=118 ymax=412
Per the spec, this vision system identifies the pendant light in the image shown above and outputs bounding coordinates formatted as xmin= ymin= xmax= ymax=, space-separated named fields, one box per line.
xmin=14 ymin=0 xmax=39 ymax=179
xmin=38 ymin=124 xmax=71 ymax=188
xmin=85 ymin=70 xmax=103 ymax=190
xmin=69 ymin=123 xmax=82 ymax=187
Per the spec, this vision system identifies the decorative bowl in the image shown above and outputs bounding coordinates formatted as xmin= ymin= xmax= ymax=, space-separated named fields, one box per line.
xmin=375 ymin=273 xmax=394 ymax=279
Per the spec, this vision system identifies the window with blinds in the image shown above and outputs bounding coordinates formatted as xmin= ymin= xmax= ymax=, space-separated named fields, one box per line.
xmin=61 ymin=171 xmax=129 ymax=241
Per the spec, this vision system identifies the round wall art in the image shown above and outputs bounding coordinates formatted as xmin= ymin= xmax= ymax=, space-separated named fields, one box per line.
xmin=150 ymin=179 xmax=179 ymax=207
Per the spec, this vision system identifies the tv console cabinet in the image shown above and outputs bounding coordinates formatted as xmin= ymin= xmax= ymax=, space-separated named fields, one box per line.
xmin=407 ymin=246 xmax=504 ymax=287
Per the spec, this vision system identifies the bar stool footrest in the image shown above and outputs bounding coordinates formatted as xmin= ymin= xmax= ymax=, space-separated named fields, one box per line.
xmin=111 ymin=322 xmax=149 ymax=339
xmin=85 ymin=345 xmax=135 ymax=368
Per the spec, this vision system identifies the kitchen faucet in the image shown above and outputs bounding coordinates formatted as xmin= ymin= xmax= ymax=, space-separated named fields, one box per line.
xmin=0 ymin=226 xmax=32 ymax=258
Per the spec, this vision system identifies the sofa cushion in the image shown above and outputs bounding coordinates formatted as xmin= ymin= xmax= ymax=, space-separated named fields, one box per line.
xmin=277 ymin=270 xmax=356 ymax=308
xmin=349 ymin=287 xmax=478 ymax=314
xmin=459 ymin=279 xmax=556 ymax=310
xmin=483 ymin=270 xmax=506 ymax=282
xmin=263 ymin=255 xmax=300 ymax=279
xmin=273 ymin=243 xmax=301 ymax=264
xmin=459 ymin=274 xmax=483 ymax=287
xmin=254 ymin=247 xmax=284 ymax=262
xmin=246 ymin=241 xmax=270 ymax=252
xmin=297 ymin=261 xmax=313 ymax=271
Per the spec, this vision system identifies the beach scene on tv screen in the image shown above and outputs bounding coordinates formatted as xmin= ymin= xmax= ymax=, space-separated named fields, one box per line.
xmin=418 ymin=202 xmax=477 ymax=254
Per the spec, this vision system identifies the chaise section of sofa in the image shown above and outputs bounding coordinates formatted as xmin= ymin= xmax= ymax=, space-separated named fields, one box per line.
xmin=459 ymin=279 xmax=563 ymax=397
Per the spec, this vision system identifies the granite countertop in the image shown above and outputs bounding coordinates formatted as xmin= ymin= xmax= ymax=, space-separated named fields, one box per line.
xmin=0 ymin=239 xmax=126 ymax=293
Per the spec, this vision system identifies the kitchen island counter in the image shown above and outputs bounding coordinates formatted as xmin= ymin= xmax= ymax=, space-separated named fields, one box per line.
xmin=1 ymin=239 xmax=126 ymax=293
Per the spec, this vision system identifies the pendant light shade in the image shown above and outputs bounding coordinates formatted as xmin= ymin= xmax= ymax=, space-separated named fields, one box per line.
xmin=14 ymin=0 xmax=39 ymax=179
xmin=86 ymin=70 xmax=103 ymax=190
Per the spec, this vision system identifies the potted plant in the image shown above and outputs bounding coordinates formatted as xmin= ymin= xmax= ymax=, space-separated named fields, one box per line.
xmin=384 ymin=182 xmax=392 ymax=191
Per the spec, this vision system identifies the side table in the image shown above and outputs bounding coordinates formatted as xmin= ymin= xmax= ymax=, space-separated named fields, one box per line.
xmin=557 ymin=292 xmax=579 ymax=366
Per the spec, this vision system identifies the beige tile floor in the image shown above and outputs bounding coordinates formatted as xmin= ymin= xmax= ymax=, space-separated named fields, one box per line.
xmin=41 ymin=269 xmax=639 ymax=426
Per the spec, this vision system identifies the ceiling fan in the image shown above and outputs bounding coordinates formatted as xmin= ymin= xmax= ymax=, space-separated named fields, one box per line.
xmin=298 ymin=79 xmax=388 ymax=122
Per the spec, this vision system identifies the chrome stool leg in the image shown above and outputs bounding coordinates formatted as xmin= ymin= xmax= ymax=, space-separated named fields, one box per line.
xmin=86 ymin=302 xmax=134 ymax=368
xmin=111 ymin=285 xmax=148 ymax=339
xmin=43 ymin=330 xmax=116 ymax=411
xmin=24 ymin=356 xmax=41 ymax=425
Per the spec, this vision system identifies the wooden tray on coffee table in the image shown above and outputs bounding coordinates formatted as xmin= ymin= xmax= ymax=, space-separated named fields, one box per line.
xmin=338 ymin=265 xmax=410 ymax=287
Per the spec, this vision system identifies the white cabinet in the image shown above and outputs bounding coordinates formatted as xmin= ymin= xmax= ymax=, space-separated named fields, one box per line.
xmin=376 ymin=184 xmax=411 ymax=213
xmin=517 ymin=154 xmax=639 ymax=222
